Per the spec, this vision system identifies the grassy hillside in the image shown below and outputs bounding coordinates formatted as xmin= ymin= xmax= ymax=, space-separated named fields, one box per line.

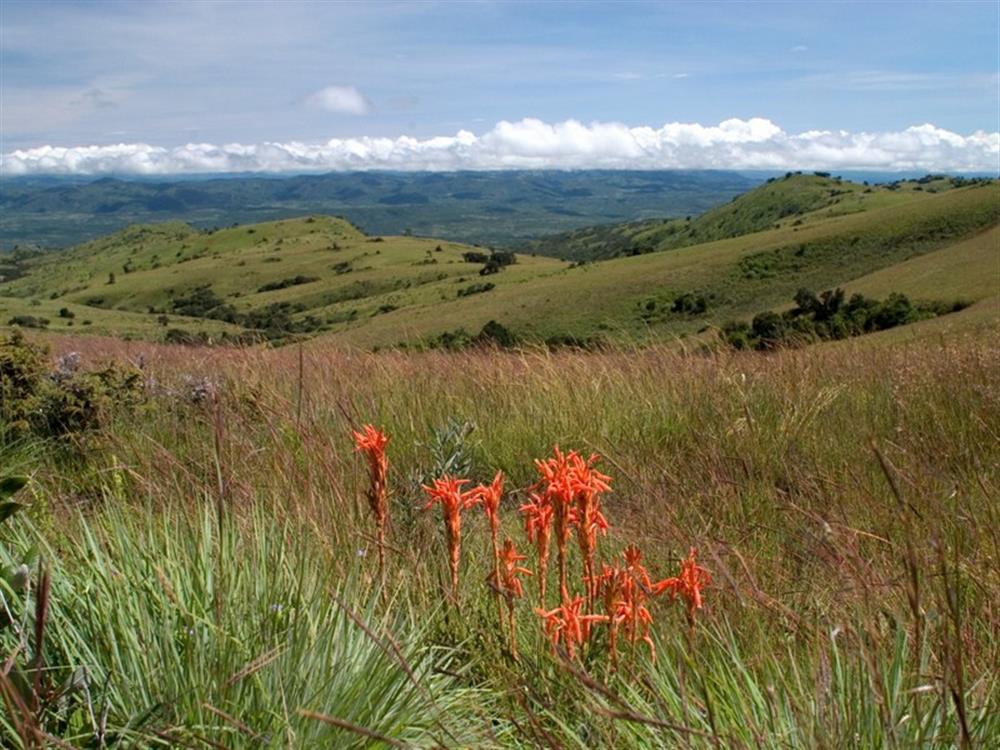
xmin=2 ymin=179 xmax=996 ymax=348
xmin=528 ymin=173 xmax=991 ymax=261
xmin=323 ymin=181 xmax=999 ymax=348
xmin=0 ymin=215 xmax=567 ymax=340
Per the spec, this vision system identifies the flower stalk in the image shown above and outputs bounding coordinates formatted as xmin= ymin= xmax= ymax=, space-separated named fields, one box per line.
xmin=352 ymin=424 xmax=390 ymax=580
xmin=422 ymin=475 xmax=477 ymax=602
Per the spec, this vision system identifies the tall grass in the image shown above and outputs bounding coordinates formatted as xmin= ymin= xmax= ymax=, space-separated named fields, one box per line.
xmin=2 ymin=332 xmax=998 ymax=747
xmin=1 ymin=503 xmax=490 ymax=747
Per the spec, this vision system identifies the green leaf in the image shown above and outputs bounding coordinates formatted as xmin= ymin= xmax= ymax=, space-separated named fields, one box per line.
xmin=0 ymin=475 xmax=28 ymax=501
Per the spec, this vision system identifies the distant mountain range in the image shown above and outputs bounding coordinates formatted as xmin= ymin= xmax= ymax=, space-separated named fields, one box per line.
xmin=0 ymin=169 xmax=763 ymax=251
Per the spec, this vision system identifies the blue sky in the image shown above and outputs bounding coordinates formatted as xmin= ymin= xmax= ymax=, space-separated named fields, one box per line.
xmin=2 ymin=1 xmax=998 ymax=173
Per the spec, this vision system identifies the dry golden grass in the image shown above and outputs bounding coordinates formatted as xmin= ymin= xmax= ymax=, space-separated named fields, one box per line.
xmin=4 ymin=328 xmax=999 ymax=747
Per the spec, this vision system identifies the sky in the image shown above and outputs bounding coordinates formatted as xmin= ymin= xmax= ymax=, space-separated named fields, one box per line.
xmin=2 ymin=0 xmax=998 ymax=175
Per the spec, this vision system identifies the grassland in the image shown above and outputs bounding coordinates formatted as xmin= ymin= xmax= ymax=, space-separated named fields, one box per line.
xmin=2 ymin=175 xmax=997 ymax=350
xmin=2 ymin=328 xmax=998 ymax=747
xmin=527 ymin=173 xmax=990 ymax=261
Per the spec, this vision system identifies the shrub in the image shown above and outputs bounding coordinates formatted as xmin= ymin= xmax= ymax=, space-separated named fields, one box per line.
xmin=475 ymin=320 xmax=517 ymax=348
xmin=164 ymin=328 xmax=211 ymax=345
xmin=723 ymin=288 xmax=962 ymax=351
xmin=0 ymin=331 xmax=143 ymax=439
xmin=457 ymin=282 xmax=495 ymax=298
xmin=7 ymin=315 xmax=48 ymax=329
xmin=671 ymin=293 xmax=708 ymax=315
xmin=170 ymin=286 xmax=231 ymax=319
xmin=257 ymin=275 xmax=320 ymax=293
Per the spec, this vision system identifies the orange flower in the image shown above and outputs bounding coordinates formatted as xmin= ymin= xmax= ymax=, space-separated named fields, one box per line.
xmin=533 ymin=446 xmax=612 ymax=604
xmin=471 ymin=471 xmax=509 ymax=640
xmin=470 ymin=470 xmax=504 ymax=531
xmin=593 ymin=546 xmax=661 ymax=661
xmin=353 ymin=424 xmax=390 ymax=576
xmin=535 ymin=595 xmax=607 ymax=660
xmin=653 ymin=547 xmax=712 ymax=628
xmin=590 ymin=564 xmax=628 ymax=666
xmin=490 ymin=538 xmax=533 ymax=600
xmin=519 ymin=493 xmax=554 ymax=607
xmin=571 ymin=453 xmax=611 ymax=606
xmin=488 ymin=538 xmax=533 ymax=659
xmin=422 ymin=475 xmax=477 ymax=600
xmin=532 ymin=446 xmax=581 ymax=603
xmin=622 ymin=544 xmax=653 ymax=589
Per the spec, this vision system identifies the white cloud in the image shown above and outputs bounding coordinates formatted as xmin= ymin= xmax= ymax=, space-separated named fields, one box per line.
xmin=305 ymin=85 xmax=372 ymax=115
xmin=3 ymin=118 xmax=998 ymax=175
xmin=790 ymin=45 xmax=808 ymax=53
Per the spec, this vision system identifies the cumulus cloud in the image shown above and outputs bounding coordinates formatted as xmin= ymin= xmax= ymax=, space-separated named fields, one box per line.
xmin=3 ymin=118 xmax=997 ymax=175
xmin=305 ymin=85 xmax=372 ymax=115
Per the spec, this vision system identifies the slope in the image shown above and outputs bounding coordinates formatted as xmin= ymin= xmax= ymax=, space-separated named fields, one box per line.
xmin=321 ymin=182 xmax=999 ymax=347
xmin=528 ymin=173 xmax=990 ymax=261
xmin=2 ymin=182 xmax=996 ymax=348
xmin=0 ymin=215 xmax=567 ymax=341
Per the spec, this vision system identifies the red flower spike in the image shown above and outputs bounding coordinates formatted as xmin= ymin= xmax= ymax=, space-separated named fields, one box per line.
xmin=535 ymin=595 xmax=607 ymax=660
xmin=422 ymin=475 xmax=477 ymax=600
xmin=488 ymin=537 xmax=533 ymax=659
xmin=653 ymin=547 xmax=712 ymax=629
xmin=519 ymin=493 xmax=554 ymax=607
xmin=470 ymin=470 xmax=507 ymax=629
xmin=353 ymin=424 xmax=390 ymax=577
xmin=531 ymin=446 xmax=612 ymax=604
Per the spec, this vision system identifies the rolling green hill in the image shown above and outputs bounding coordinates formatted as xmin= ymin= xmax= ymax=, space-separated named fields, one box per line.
xmin=527 ymin=173 xmax=992 ymax=261
xmin=0 ymin=215 xmax=566 ymax=341
xmin=1 ymin=178 xmax=996 ymax=348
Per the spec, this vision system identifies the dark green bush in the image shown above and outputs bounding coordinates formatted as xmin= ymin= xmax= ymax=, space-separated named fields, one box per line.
xmin=723 ymin=288 xmax=965 ymax=351
xmin=257 ymin=275 xmax=319 ymax=293
xmin=1 ymin=331 xmax=144 ymax=440
xmin=457 ymin=282 xmax=495 ymax=298
xmin=7 ymin=315 xmax=48 ymax=329
xmin=475 ymin=320 xmax=517 ymax=348
xmin=671 ymin=293 xmax=708 ymax=315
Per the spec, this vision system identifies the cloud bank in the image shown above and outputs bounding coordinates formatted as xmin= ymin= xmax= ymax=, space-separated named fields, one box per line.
xmin=3 ymin=118 xmax=997 ymax=175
